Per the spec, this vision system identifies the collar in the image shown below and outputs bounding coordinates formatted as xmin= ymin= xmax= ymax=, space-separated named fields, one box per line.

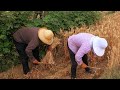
xmin=90 ymin=36 xmax=96 ymax=48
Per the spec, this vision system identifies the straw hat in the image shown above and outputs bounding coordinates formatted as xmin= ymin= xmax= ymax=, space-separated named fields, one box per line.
xmin=92 ymin=36 xmax=108 ymax=56
xmin=38 ymin=28 xmax=54 ymax=45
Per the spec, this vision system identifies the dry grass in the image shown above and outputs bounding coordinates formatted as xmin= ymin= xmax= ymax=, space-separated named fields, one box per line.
xmin=99 ymin=12 xmax=120 ymax=79
xmin=60 ymin=11 xmax=120 ymax=79
xmin=40 ymin=37 xmax=61 ymax=64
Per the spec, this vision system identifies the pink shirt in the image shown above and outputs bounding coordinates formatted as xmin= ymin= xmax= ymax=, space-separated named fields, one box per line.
xmin=68 ymin=33 xmax=95 ymax=65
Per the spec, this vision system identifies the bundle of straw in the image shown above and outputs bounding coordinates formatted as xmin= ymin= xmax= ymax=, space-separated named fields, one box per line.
xmin=41 ymin=51 xmax=55 ymax=64
xmin=41 ymin=37 xmax=61 ymax=64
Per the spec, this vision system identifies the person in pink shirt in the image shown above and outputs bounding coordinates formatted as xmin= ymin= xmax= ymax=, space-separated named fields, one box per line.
xmin=67 ymin=33 xmax=108 ymax=79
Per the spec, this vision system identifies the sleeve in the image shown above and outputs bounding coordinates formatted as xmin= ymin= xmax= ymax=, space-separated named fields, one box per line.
xmin=25 ymin=38 xmax=39 ymax=60
xmin=75 ymin=44 xmax=90 ymax=65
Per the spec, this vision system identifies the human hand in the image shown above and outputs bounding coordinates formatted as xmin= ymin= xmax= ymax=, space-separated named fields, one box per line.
xmin=81 ymin=63 xmax=88 ymax=69
xmin=32 ymin=59 xmax=40 ymax=65
xmin=48 ymin=45 xmax=53 ymax=51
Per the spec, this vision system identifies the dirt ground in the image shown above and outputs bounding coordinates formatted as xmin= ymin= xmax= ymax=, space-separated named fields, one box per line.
xmin=0 ymin=56 xmax=107 ymax=79
xmin=0 ymin=37 xmax=107 ymax=79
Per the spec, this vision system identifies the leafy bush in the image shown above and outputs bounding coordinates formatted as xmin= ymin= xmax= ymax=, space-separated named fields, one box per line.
xmin=0 ymin=11 xmax=33 ymax=72
xmin=42 ymin=11 xmax=101 ymax=33
xmin=26 ymin=11 xmax=101 ymax=33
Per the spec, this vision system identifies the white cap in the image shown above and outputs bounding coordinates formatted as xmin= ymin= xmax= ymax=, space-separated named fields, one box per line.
xmin=92 ymin=36 xmax=108 ymax=56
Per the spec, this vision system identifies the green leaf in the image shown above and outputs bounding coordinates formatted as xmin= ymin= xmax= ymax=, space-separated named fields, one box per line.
xmin=0 ymin=35 xmax=6 ymax=39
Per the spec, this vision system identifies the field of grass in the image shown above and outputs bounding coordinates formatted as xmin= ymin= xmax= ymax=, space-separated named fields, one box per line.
xmin=58 ymin=11 xmax=120 ymax=79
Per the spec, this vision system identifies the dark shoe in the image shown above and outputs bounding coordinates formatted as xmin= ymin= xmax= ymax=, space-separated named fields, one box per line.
xmin=23 ymin=72 xmax=31 ymax=78
xmin=23 ymin=68 xmax=30 ymax=74
xmin=71 ymin=76 xmax=76 ymax=79
xmin=71 ymin=77 xmax=77 ymax=79
xmin=86 ymin=69 xmax=92 ymax=73
xmin=85 ymin=67 xmax=93 ymax=74
xmin=85 ymin=67 xmax=90 ymax=71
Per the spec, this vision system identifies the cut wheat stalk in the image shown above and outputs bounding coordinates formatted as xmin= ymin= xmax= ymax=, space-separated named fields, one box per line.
xmin=41 ymin=37 xmax=61 ymax=64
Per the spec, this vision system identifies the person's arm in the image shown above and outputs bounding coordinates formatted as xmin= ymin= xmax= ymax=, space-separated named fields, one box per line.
xmin=75 ymin=44 xmax=90 ymax=68
xmin=25 ymin=39 xmax=39 ymax=61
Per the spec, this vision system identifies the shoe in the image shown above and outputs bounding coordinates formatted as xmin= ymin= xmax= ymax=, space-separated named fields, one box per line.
xmin=71 ymin=76 xmax=77 ymax=79
xmin=85 ymin=67 xmax=93 ymax=74
xmin=71 ymin=77 xmax=77 ymax=79
xmin=23 ymin=72 xmax=31 ymax=78
xmin=32 ymin=60 xmax=40 ymax=65
xmin=23 ymin=67 xmax=30 ymax=74
xmin=86 ymin=69 xmax=92 ymax=73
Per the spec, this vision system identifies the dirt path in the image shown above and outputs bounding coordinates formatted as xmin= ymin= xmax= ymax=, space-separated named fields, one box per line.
xmin=0 ymin=12 xmax=118 ymax=79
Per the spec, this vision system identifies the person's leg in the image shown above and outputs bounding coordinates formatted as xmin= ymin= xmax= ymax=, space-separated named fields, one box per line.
xmin=82 ymin=54 xmax=91 ymax=73
xmin=82 ymin=54 xmax=88 ymax=65
xmin=13 ymin=39 xmax=30 ymax=74
xmin=67 ymin=43 xmax=78 ymax=79
xmin=32 ymin=47 xmax=41 ymax=62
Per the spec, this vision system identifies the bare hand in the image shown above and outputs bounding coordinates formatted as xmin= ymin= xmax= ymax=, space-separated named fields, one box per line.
xmin=48 ymin=46 xmax=53 ymax=51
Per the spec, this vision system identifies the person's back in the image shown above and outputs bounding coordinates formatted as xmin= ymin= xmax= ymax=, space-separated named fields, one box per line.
xmin=13 ymin=27 xmax=40 ymax=44
xmin=68 ymin=33 xmax=95 ymax=54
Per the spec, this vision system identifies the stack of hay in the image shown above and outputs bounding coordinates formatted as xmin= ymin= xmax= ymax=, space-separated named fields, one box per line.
xmin=41 ymin=37 xmax=61 ymax=64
